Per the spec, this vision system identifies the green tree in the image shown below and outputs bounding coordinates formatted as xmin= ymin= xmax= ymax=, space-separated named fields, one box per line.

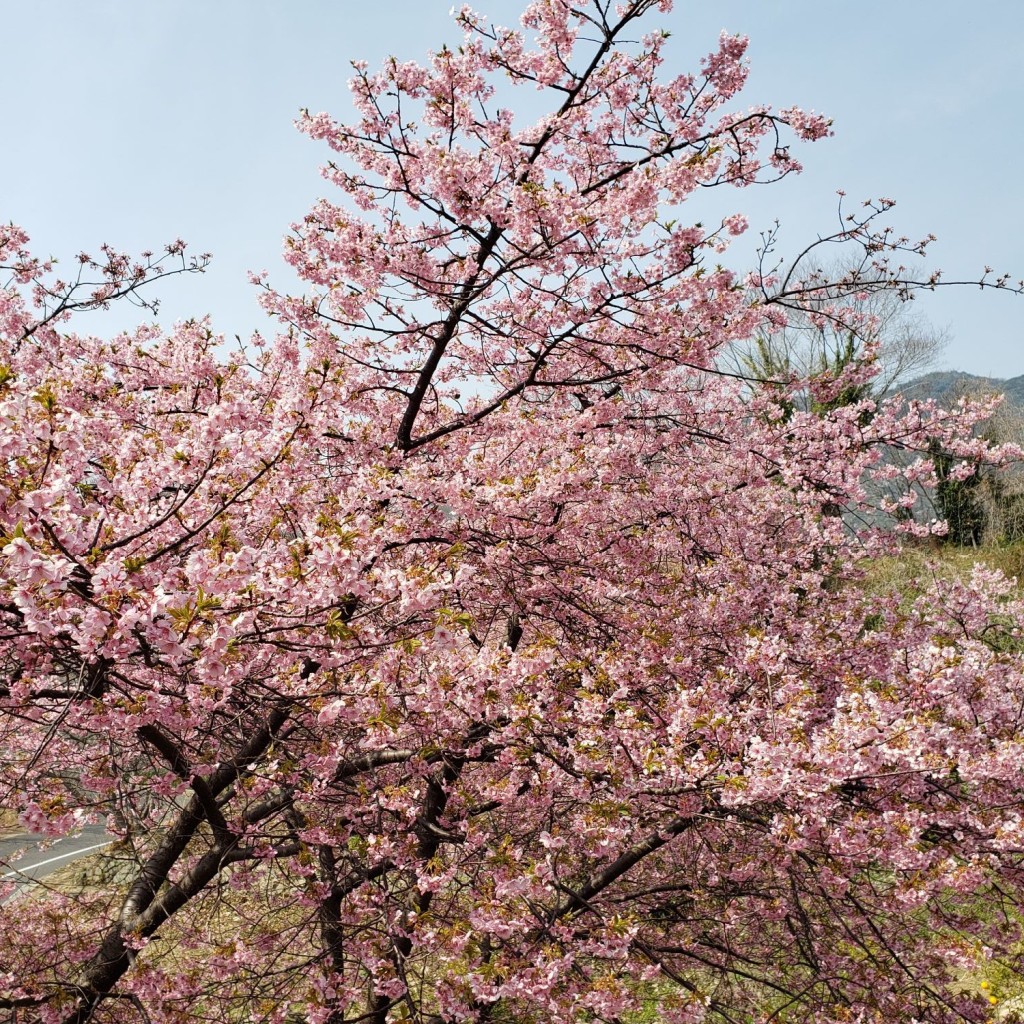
xmin=928 ymin=438 xmax=985 ymax=546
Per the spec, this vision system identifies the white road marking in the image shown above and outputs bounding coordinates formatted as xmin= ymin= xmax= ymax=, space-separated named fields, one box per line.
xmin=1 ymin=839 xmax=111 ymax=882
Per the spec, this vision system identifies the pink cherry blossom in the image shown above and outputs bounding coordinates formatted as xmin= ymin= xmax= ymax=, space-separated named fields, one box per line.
xmin=1 ymin=4 xmax=1023 ymax=1024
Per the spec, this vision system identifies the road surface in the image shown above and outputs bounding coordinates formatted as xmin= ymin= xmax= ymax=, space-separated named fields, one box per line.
xmin=0 ymin=825 xmax=112 ymax=900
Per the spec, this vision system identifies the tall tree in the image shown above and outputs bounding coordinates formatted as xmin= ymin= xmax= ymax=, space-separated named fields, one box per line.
xmin=729 ymin=254 xmax=948 ymax=405
xmin=1 ymin=4 xmax=1022 ymax=1023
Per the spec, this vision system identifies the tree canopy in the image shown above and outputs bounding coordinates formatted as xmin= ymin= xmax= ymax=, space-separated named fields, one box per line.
xmin=1 ymin=3 xmax=1023 ymax=1022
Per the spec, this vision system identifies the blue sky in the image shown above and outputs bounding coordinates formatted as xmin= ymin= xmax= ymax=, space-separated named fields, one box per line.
xmin=4 ymin=2 xmax=1022 ymax=375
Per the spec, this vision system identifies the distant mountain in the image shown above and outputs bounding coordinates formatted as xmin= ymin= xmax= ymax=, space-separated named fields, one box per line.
xmin=899 ymin=371 xmax=1024 ymax=406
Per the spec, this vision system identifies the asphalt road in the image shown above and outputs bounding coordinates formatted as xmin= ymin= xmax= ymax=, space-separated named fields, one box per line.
xmin=0 ymin=825 xmax=112 ymax=900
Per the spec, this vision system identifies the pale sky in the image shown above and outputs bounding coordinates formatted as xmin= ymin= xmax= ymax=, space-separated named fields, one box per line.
xmin=3 ymin=1 xmax=1022 ymax=375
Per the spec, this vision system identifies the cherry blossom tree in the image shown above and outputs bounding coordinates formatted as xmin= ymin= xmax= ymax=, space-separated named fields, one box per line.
xmin=2 ymin=3 xmax=1023 ymax=1023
